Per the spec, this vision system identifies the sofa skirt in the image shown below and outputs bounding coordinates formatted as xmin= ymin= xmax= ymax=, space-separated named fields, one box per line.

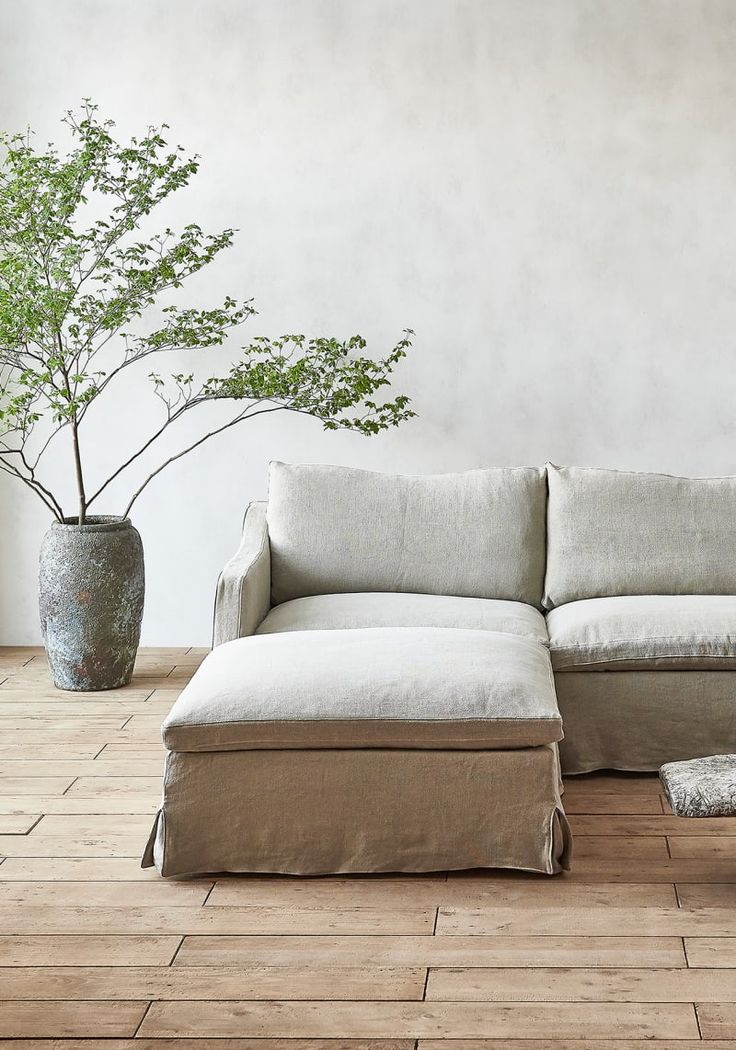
xmin=557 ymin=670 xmax=736 ymax=774
xmin=142 ymin=744 xmax=572 ymax=877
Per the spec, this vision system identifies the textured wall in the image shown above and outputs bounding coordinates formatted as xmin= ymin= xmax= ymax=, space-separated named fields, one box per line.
xmin=1 ymin=0 xmax=735 ymax=644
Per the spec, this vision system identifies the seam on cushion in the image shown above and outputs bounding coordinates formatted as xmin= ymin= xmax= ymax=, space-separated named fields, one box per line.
xmin=552 ymin=635 xmax=736 ymax=650
xmin=553 ymin=655 xmax=736 ymax=670
xmin=165 ymin=715 xmax=563 ymax=729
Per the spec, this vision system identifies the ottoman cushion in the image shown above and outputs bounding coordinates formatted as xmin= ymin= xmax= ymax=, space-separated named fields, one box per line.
xmin=162 ymin=627 xmax=561 ymax=752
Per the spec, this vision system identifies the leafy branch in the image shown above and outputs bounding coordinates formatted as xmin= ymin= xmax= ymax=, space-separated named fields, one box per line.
xmin=0 ymin=102 xmax=415 ymax=524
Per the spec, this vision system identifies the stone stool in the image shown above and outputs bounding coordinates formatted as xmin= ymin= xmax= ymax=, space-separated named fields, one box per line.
xmin=660 ymin=754 xmax=736 ymax=817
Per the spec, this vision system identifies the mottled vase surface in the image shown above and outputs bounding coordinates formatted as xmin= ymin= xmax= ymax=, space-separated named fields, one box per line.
xmin=39 ymin=516 xmax=145 ymax=691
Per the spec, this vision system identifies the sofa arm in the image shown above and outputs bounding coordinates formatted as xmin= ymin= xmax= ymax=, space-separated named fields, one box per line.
xmin=212 ymin=501 xmax=271 ymax=646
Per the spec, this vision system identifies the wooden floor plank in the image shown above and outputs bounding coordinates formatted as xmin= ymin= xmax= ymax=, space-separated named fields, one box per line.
xmin=137 ymin=1000 xmax=699 ymax=1039
xmin=685 ymin=938 xmax=736 ymax=967
xmin=206 ymin=877 xmax=676 ymax=909
xmin=0 ymin=934 xmax=180 ymax=964
xmin=0 ymin=880 xmax=212 ymax=907
xmin=0 ymin=903 xmax=435 ymax=935
xmin=562 ymin=794 xmax=663 ymax=814
xmin=30 ymin=813 xmax=153 ymax=834
xmin=0 ymin=857 xmax=164 ymax=880
xmin=0 ymin=687 xmax=154 ymax=701
xmin=698 ymin=1004 xmax=736 ymax=1040
xmin=0 ymin=1041 xmax=415 ymax=1050
xmin=418 ymin=1042 xmax=736 ymax=1050
xmin=0 ymin=1000 xmax=147 ymax=1037
xmin=425 ymin=965 xmax=736 ymax=1001
xmin=0 ymin=760 xmax=164 ymax=777
xmin=0 ymin=731 xmax=159 ymax=745
xmin=0 ymin=794 xmax=158 ymax=814
xmin=678 ymin=883 xmax=736 ymax=908
xmin=0 ymin=717 xmax=132 ymax=731
xmin=0 ymin=701 xmax=153 ymax=715
xmin=0 ymin=965 xmax=426 ymax=1001
xmin=562 ymin=774 xmax=663 ymax=795
xmin=96 ymin=743 xmax=169 ymax=754
xmin=173 ymin=934 xmax=687 ymax=968
xmin=670 ymin=835 xmax=736 ymax=857
xmin=0 ymin=746 xmax=102 ymax=759
xmin=0 ymin=814 xmax=40 ymax=834
xmin=435 ymin=905 xmax=736 ymax=936
xmin=65 ymin=776 xmax=162 ymax=796
xmin=0 ymin=833 xmax=150 ymax=856
xmin=564 ymin=836 xmax=669 ymax=858
xmin=0 ymin=778 xmax=75 ymax=796
xmin=545 ymin=857 xmax=736 ymax=883
xmin=571 ymin=814 xmax=736 ymax=835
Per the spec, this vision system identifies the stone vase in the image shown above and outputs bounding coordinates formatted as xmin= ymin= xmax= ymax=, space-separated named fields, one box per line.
xmin=39 ymin=516 xmax=145 ymax=691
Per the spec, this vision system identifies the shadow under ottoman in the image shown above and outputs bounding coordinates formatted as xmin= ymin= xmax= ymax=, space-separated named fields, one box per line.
xmin=142 ymin=627 xmax=572 ymax=876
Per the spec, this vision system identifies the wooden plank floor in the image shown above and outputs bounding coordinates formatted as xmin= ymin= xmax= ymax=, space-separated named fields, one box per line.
xmin=1 ymin=647 xmax=736 ymax=1046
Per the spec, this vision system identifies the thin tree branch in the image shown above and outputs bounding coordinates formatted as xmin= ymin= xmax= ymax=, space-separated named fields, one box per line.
xmin=0 ymin=440 xmax=65 ymax=520
xmin=77 ymin=307 xmax=251 ymax=417
xmin=0 ymin=455 xmax=63 ymax=521
xmin=86 ymin=396 xmax=270 ymax=509
xmin=30 ymin=420 xmax=69 ymax=471
xmin=85 ymin=401 xmax=190 ymax=508
xmin=123 ymin=403 xmax=287 ymax=517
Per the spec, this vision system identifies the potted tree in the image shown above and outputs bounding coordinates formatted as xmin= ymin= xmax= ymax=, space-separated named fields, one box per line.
xmin=0 ymin=102 xmax=414 ymax=691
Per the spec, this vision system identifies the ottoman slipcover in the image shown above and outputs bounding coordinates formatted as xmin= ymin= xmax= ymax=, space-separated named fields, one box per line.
xmin=143 ymin=627 xmax=571 ymax=876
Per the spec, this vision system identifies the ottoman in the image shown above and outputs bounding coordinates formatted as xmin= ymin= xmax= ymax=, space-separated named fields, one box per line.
xmin=142 ymin=627 xmax=571 ymax=876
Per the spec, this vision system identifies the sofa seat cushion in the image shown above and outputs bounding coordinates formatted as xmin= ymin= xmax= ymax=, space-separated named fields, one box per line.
xmin=163 ymin=627 xmax=561 ymax=752
xmin=256 ymin=592 xmax=548 ymax=643
xmin=548 ymin=595 xmax=736 ymax=671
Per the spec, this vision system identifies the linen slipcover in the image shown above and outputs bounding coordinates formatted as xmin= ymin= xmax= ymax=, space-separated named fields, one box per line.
xmin=545 ymin=463 xmax=736 ymax=608
xmin=548 ymin=595 xmax=736 ymax=671
xmin=267 ymin=461 xmax=547 ymax=606
xmin=162 ymin=627 xmax=562 ymax=752
xmin=212 ymin=501 xmax=270 ymax=645
xmin=257 ymin=591 xmax=548 ymax=643
xmin=557 ymin=670 xmax=736 ymax=773
xmin=142 ymin=745 xmax=571 ymax=876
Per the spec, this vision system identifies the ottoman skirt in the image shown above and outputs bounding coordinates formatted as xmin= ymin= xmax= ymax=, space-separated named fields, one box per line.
xmin=142 ymin=743 xmax=571 ymax=877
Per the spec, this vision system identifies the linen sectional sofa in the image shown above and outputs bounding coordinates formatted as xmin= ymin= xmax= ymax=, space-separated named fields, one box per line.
xmin=143 ymin=461 xmax=736 ymax=877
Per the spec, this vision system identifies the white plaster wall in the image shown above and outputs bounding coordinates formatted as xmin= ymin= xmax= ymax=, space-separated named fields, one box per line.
xmin=1 ymin=0 xmax=735 ymax=645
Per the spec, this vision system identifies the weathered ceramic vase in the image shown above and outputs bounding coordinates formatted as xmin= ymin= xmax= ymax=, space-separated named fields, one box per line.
xmin=39 ymin=516 xmax=145 ymax=691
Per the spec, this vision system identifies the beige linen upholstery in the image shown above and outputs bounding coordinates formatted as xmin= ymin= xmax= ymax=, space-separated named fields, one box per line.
xmin=162 ymin=628 xmax=562 ymax=752
xmin=267 ymin=461 xmax=547 ymax=606
xmin=257 ymin=591 xmax=549 ymax=643
xmin=545 ymin=464 xmax=736 ymax=608
xmin=557 ymin=671 xmax=736 ymax=773
xmin=142 ymin=745 xmax=571 ymax=877
xmin=548 ymin=595 xmax=736 ymax=671
xmin=212 ymin=502 xmax=270 ymax=645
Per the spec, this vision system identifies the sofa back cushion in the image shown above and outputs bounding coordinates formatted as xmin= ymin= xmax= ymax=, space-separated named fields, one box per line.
xmin=545 ymin=464 xmax=736 ymax=608
xmin=268 ymin=461 xmax=547 ymax=606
